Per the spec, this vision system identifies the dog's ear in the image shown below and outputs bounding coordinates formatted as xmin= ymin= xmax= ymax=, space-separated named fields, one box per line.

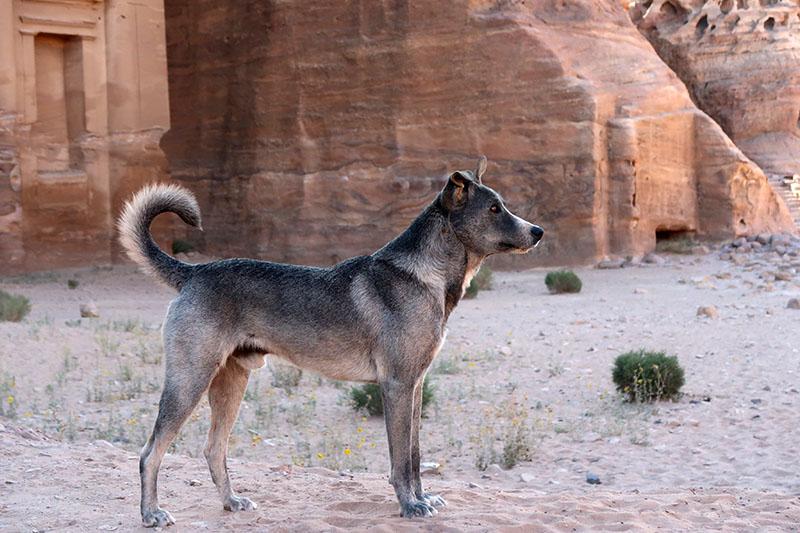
xmin=441 ymin=171 xmax=472 ymax=211
xmin=474 ymin=156 xmax=487 ymax=184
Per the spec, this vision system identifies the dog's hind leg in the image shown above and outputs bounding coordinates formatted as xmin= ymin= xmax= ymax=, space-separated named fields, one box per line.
xmin=204 ymin=359 xmax=257 ymax=513
xmin=382 ymin=379 xmax=437 ymax=518
xmin=411 ymin=377 xmax=447 ymax=508
xmin=140 ymin=361 xmax=216 ymax=527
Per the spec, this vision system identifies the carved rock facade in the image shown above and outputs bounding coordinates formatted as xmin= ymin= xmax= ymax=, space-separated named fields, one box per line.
xmin=0 ymin=0 xmax=170 ymax=275
xmin=631 ymin=0 xmax=800 ymax=177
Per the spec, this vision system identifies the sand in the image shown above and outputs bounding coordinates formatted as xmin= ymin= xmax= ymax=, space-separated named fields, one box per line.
xmin=1 ymin=249 xmax=800 ymax=531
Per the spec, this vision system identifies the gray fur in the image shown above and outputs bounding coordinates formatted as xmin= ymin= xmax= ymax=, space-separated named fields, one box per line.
xmin=118 ymin=157 xmax=543 ymax=527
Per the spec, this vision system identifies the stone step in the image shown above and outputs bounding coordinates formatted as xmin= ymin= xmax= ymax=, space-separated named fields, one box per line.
xmin=767 ymin=177 xmax=800 ymax=231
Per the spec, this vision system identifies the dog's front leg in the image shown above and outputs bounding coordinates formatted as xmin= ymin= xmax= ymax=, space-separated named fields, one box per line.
xmin=381 ymin=379 xmax=437 ymax=518
xmin=411 ymin=378 xmax=447 ymax=508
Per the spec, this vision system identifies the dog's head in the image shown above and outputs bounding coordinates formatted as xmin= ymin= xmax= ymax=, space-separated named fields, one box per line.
xmin=438 ymin=156 xmax=543 ymax=257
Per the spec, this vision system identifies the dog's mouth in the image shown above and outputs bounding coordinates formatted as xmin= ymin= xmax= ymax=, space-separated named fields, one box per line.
xmin=500 ymin=242 xmax=536 ymax=254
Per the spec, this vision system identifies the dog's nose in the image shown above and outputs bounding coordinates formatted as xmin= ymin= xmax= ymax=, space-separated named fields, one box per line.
xmin=531 ymin=225 xmax=544 ymax=241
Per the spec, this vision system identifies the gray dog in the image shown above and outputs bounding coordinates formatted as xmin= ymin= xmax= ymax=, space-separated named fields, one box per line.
xmin=118 ymin=156 xmax=543 ymax=527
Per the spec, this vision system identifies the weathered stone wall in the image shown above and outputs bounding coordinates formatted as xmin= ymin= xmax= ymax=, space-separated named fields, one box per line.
xmin=162 ymin=0 xmax=794 ymax=268
xmin=0 ymin=0 xmax=170 ymax=275
xmin=631 ymin=0 xmax=800 ymax=177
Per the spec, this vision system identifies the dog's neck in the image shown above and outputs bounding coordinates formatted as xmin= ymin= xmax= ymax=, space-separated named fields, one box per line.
xmin=375 ymin=201 xmax=483 ymax=319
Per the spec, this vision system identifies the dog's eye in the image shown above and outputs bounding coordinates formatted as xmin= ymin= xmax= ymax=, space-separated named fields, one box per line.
xmin=490 ymin=204 xmax=500 ymax=213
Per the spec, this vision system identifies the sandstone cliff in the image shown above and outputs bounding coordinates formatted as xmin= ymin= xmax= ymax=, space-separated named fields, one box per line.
xmin=161 ymin=0 xmax=794 ymax=268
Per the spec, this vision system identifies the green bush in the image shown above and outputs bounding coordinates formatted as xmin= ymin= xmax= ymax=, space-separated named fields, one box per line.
xmin=172 ymin=238 xmax=196 ymax=255
xmin=67 ymin=279 xmax=80 ymax=290
xmin=0 ymin=290 xmax=31 ymax=322
xmin=464 ymin=267 xmax=493 ymax=299
xmin=544 ymin=270 xmax=582 ymax=294
xmin=612 ymin=349 xmax=685 ymax=402
xmin=350 ymin=376 xmax=435 ymax=417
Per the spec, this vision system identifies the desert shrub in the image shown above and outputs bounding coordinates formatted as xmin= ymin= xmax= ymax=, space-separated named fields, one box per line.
xmin=612 ymin=349 xmax=685 ymax=402
xmin=464 ymin=267 xmax=493 ymax=299
xmin=269 ymin=362 xmax=303 ymax=394
xmin=67 ymin=279 xmax=79 ymax=290
xmin=544 ymin=270 xmax=582 ymax=294
xmin=474 ymin=396 xmax=540 ymax=470
xmin=350 ymin=376 xmax=435 ymax=417
xmin=0 ymin=290 xmax=31 ymax=322
xmin=172 ymin=238 xmax=196 ymax=255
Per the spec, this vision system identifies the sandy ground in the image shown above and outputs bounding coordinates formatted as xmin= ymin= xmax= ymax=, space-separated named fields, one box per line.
xmin=2 ymin=248 xmax=800 ymax=531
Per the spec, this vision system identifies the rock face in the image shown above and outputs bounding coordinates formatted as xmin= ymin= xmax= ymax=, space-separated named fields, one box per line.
xmin=162 ymin=0 xmax=794 ymax=268
xmin=0 ymin=0 xmax=170 ymax=275
xmin=631 ymin=0 xmax=800 ymax=178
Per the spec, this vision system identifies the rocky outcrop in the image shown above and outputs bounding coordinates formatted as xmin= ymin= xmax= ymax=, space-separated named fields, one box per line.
xmin=631 ymin=0 xmax=800 ymax=178
xmin=162 ymin=0 xmax=794 ymax=268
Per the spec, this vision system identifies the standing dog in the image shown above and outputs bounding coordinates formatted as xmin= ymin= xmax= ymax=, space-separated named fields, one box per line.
xmin=118 ymin=156 xmax=543 ymax=527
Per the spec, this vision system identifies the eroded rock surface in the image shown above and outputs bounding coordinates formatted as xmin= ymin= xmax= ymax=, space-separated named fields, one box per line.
xmin=631 ymin=0 xmax=800 ymax=178
xmin=163 ymin=0 xmax=794 ymax=268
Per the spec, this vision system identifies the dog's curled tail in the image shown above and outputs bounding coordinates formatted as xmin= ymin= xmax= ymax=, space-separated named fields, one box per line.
xmin=118 ymin=183 xmax=201 ymax=291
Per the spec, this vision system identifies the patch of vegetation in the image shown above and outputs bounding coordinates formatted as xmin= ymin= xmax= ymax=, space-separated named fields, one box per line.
xmin=464 ymin=267 xmax=493 ymax=299
xmin=431 ymin=357 xmax=460 ymax=375
xmin=67 ymin=279 xmax=79 ymax=290
xmin=270 ymin=362 xmax=303 ymax=394
xmin=0 ymin=290 xmax=31 ymax=322
xmin=544 ymin=270 xmax=582 ymax=294
xmin=474 ymin=396 xmax=540 ymax=470
xmin=612 ymin=349 xmax=685 ymax=402
xmin=172 ymin=238 xmax=196 ymax=255
xmin=350 ymin=376 xmax=435 ymax=417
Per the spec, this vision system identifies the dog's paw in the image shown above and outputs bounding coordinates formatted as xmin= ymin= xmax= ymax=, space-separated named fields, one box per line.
xmin=223 ymin=495 xmax=258 ymax=512
xmin=142 ymin=508 xmax=175 ymax=528
xmin=421 ymin=492 xmax=447 ymax=507
xmin=401 ymin=500 xmax=437 ymax=518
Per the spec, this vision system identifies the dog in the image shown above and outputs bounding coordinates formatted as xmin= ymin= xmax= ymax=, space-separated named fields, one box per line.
xmin=118 ymin=156 xmax=543 ymax=527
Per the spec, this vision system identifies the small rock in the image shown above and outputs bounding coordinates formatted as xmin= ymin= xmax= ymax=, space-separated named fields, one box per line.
xmin=468 ymin=482 xmax=483 ymax=489
xmin=774 ymin=245 xmax=787 ymax=256
xmin=421 ymin=462 xmax=441 ymax=475
xmin=586 ymin=473 xmax=601 ymax=485
xmin=581 ymin=432 xmax=603 ymax=443
xmin=667 ymin=419 xmax=681 ymax=427
xmin=775 ymin=272 xmax=792 ymax=281
xmin=745 ymin=234 xmax=758 ymax=243
xmin=691 ymin=245 xmax=710 ymax=255
xmin=189 ymin=479 xmax=202 ymax=486
xmin=189 ymin=523 xmax=208 ymax=529
xmin=485 ymin=464 xmax=503 ymax=477
xmin=697 ymin=306 xmax=718 ymax=319
xmin=751 ymin=398 xmax=762 ymax=404
xmin=96 ymin=526 xmax=118 ymax=532
xmin=519 ymin=473 xmax=535 ymax=483
xmin=633 ymin=288 xmax=648 ymax=295
xmin=771 ymin=234 xmax=792 ymax=247
xmin=642 ymin=253 xmax=665 ymax=265
xmin=788 ymin=298 xmax=800 ymax=310
xmin=597 ymin=258 xmax=625 ymax=269
xmin=732 ymin=237 xmax=747 ymax=247
xmin=80 ymin=301 xmax=100 ymax=318
xmin=499 ymin=346 xmax=513 ymax=356
xmin=757 ymin=233 xmax=772 ymax=245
